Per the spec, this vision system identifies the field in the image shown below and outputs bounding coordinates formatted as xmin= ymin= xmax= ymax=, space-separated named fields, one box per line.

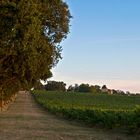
xmin=32 ymin=90 xmax=140 ymax=134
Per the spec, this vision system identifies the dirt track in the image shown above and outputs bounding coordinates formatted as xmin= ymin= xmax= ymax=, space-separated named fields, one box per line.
xmin=0 ymin=91 xmax=138 ymax=140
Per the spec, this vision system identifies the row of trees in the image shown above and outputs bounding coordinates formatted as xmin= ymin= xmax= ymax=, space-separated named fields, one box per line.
xmin=35 ymin=81 xmax=101 ymax=93
xmin=34 ymin=81 xmax=140 ymax=96
xmin=34 ymin=81 xmax=107 ymax=93
xmin=68 ymin=84 xmax=136 ymax=95
xmin=67 ymin=84 xmax=101 ymax=93
xmin=34 ymin=80 xmax=66 ymax=91
xmin=0 ymin=0 xmax=71 ymax=101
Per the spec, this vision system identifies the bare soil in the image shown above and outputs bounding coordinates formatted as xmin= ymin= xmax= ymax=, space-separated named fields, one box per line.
xmin=0 ymin=91 xmax=139 ymax=140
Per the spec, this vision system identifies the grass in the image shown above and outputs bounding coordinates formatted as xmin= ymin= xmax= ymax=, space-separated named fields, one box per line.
xmin=32 ymin=90 xmax=140 ymax=134
xmin=32 ymin=90 xmax=140 ymax=110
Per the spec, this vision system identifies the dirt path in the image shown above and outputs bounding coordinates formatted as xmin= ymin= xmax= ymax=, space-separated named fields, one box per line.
xmin=0 ymin=91 xmax=138 ymax=140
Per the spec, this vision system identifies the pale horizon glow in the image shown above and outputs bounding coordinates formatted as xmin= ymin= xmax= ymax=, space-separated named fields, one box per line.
xmin=50 ymin=0 xmax=140 ymax=93
xmin=49 ymin=70 xmax=140 ymax=93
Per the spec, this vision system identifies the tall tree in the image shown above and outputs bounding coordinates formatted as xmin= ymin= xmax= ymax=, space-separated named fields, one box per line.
xmin=0 ymin=0 xmax=71 ymax=99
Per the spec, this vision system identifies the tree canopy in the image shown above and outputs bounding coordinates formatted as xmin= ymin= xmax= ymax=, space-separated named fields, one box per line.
xmin=45 ymin=81 xmax=66 ymax=92
xmin=0 ymin=0 xmax=71 ymax=99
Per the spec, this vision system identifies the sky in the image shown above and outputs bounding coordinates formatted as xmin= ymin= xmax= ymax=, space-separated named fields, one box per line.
xmin=50 ymin=0 xmax=140 ymax=93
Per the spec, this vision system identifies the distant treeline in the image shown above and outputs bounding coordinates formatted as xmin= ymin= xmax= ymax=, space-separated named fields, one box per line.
xmin=34 ymin=80 xmax=140 ymax=96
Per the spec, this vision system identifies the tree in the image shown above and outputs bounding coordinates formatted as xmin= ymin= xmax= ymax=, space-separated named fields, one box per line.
xmin=90 ymin=85 xmax=101 ymax=93
xmin=0 ymin=0 xmax=71 ymax=100
xmin=45 ymin=81 xmax=66 ymax=92
xmin=78 ymin=84 xmax=90 ymax=92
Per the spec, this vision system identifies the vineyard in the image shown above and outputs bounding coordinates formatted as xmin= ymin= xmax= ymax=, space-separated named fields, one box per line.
xmin=32 ymin=90 xmax=140 ymax=134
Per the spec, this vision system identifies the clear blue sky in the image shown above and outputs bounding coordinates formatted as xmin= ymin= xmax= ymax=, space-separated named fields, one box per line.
xmin=50 ymin=0 xmax=140 ymax=93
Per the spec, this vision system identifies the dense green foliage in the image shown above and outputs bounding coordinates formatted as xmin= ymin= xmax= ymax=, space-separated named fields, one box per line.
xmin=68 ymin=84 xmax=101 ymax=93
xmin=32 ymin=90 xmax=140 ymax=134
xmin=0 ymin=0 xmax=71 ymax=101
xmin=45 ymin=81 xmax=66 ymax=91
